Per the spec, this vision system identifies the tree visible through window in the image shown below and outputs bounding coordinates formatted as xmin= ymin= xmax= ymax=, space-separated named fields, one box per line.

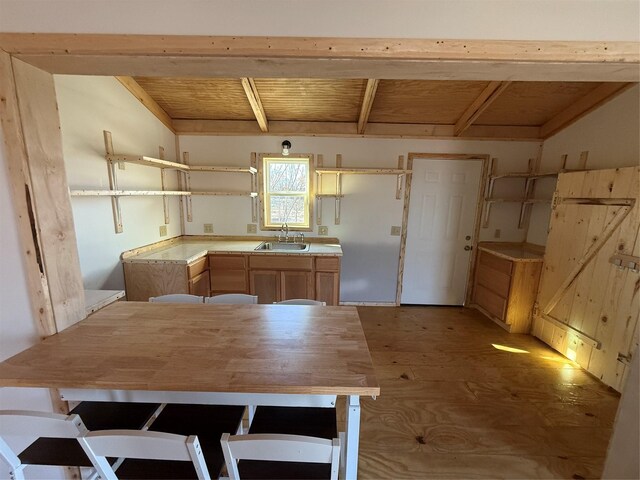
xmin=262 ymin=156 xmax=311 ymax=229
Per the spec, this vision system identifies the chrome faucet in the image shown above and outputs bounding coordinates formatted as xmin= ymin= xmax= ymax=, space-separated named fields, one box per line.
xmin=280 ymin=223 xmax=289 ymax=242
xmin=295 ymin=232 xmax=305 ymax=244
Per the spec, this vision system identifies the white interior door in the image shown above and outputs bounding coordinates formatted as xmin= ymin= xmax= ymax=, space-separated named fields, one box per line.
xmin=401 ymin=158 xmax=482 ymax=305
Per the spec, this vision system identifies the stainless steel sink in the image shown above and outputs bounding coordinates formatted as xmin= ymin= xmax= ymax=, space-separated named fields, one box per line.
xmin=255 ymin=241 xmax=310 ymax=252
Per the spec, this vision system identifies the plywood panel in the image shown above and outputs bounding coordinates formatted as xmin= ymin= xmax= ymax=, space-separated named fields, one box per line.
xmin=368 ymin=80 xmax=490 ymax=124
xmin=253 ymin=78 xmax=366 ymax=122
xmin=475 ymin=81 xmax=600 ymax=126
xmin=132 ymin=77 xmax=255 ymax=120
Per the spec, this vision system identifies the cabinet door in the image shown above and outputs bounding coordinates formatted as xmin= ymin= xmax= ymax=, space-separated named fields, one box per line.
xmin=250 ymin=270 xmax=280 ymax=304
xmin=189 ymin=271 xmax=211 ymax=297
xmin=315 ymin=272 xmax=339 ymax=306
xmin=210 ymin=255 xmax=248 ymax=293
xmin=281 ymin=271 xmax=314 ymax=301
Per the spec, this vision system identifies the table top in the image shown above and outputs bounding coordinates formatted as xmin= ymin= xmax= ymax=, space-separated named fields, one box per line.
xmin=0 ymin=302 xmax=379 ymax=396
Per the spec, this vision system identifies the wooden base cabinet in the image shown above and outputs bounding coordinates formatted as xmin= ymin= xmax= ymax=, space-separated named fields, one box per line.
xmin=471 ymin=250 xmax=542 ymax=333
xmin=209 ymin=254 xmax=249 ymax=295
xmin=123 ymin=256 xmax=209 ymax=301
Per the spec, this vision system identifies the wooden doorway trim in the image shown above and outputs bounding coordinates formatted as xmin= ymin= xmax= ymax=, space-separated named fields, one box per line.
xmin=396 ymin=153 xmax=490 ymax=306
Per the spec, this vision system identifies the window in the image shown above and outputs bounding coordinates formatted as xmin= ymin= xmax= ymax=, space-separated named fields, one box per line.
xmin=261 ymin=155 xmax=313 ymax=230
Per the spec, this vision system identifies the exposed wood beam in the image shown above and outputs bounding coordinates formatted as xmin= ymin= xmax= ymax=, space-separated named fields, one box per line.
xmin=115 ymin=76 xmax=175 ymax=133
xmin=240 ymin=77 xmax=268 ymax=132
xmin=540 ymin=82 xmax=635 ymax=139
xmin=357 ymin=79 xmax=379 ymax=134
xmin=454 ymin=81 xmax=511 ymax=136
xmin=173 ymin=119 xmax=541 ymax=141
xmin=0 ymin=34 xmax=637 ymax=81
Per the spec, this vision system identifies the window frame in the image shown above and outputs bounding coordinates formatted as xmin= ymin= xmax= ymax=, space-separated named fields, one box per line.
xmin=258 ymin=153 xmax=314 ymax=232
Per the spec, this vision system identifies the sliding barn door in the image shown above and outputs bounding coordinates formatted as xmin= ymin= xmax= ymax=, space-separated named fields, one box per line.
xmin=533 ymin=166 xmax=639 ymax=391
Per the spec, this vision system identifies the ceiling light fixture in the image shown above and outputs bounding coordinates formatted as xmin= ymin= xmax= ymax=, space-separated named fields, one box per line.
xmin=281 ymin=140 xmax=291 ymax=156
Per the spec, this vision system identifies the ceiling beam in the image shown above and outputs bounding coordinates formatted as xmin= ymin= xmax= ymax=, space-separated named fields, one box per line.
xmin=115 ymin=76 xmax=174 ymax=132
xmin=240 ymin=77 xmax=268 ymax=132
xmin=1 ymin=34 xmax=637 ymax=81
xmin=357 ymin=79 xmax=380 ymax=134
xmin=540 ymin=82 xmax=634 ymax=139
xmin=172 ymin=119 xmax=541 ymax=141
xmin=454 ymin=81 xmax=511 ymax=136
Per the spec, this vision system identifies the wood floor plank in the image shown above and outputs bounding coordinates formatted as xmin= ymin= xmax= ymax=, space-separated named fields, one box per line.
xmin=356 ymin=306 xmax=619 ymax=479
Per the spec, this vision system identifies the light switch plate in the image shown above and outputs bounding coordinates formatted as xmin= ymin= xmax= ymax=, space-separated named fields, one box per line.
xmin=204 ymin=223 xmax=214 ymax=234
xmin=159 ymin=225 xmax=167 ymax=237
xmin=247 ymin=224 xmax=257 ymax=234
xmin=390 ymin=226 xmax=401 ymax=236
xmin=494 ymin=229 xmax=501 ymax=239
xmin=318 ymin=226 xmax=329 ymax=236
xmin=117 ymin=162 xmax=126 ymax=170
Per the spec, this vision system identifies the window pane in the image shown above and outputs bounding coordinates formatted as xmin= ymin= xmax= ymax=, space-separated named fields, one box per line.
xmin=268 ymin=162 xmax=307 ymax=193
xmin=269 ymin=195 xmax=305 ymax=224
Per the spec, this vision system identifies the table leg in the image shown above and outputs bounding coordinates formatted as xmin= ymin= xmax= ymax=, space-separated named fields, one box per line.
xmin=344 ymin=395 xmax=360 ymax=479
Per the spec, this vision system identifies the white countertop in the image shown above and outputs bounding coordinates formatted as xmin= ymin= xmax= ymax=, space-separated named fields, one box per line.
xmin=123 ymin=239 xmax=343 ymax=264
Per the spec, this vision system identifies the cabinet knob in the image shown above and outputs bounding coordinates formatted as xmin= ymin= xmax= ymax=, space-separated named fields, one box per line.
xmin=464 ymin=245 xmax=472 ymax=251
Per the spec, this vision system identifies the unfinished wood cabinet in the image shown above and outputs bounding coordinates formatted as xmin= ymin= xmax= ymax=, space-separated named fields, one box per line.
xmin=315 ymin=257 xmax=341 ymax=306
xmin=209 ymin=254 xmax=249 ymax=295
xmin=472 ymin=249 xmax=542 ymax=333
xmin=123 ymin=256 xmax=209 ymax=301
xmin=249 ymin=255 xmax=315 ymax=304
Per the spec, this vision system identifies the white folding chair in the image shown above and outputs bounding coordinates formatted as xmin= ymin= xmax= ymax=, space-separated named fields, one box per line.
xmin=275 ymin=299 xmax=326 ymax=305
xmin=79 ymin=430 xmax=211 ymax=480
xmin=220 ymin=433 xmax=340 ymax=480
xmin=205 ymin=294 xmax=258 ymax=304
xmin=149 ymin=294 xmax=204 ymax=303
xmin=0 ymin=410 xmax=88 ymax=480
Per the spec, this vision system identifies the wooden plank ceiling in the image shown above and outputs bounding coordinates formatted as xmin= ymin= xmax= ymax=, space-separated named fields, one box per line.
xmin=130 ymin=77 xmax=635 ymax=139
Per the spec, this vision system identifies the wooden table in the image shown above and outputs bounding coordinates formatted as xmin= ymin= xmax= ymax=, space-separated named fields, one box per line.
xmin=0 ymin=302 xmax=379 ymax=479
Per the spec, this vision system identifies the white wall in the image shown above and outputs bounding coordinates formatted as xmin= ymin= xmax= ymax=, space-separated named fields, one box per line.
xmin=0 ymin=119 xmax=64 ymax=480
xmin=0 ymin=0 xmax=638 ymax=41
xmin=527 ymin=85 xmax=640 ymax=245
xmin=55 ymin=75 xmax=180 ymax=290
xmin=181 ymin=135 xmax=539 ymax=302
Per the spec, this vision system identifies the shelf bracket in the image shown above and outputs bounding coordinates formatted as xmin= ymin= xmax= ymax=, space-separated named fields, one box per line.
xmin=335 ymin=155 xmax=342 ymax=225
xmin=103 ymin=131 xmax=123 ymax=233
xmin=482 ymin=201 xmax=493 ymax=229
xmin=250 ymin=152 xmax=258 ymax=223
xmin=159 ymin=146 xmax=170 ymax=225
xmin=183 ymin=151 xmax=193 ymax=222
xmin=396 ymin=155 xmax=404 ymax=200
xmin=316 ymin=154 xmax=323 ymax=225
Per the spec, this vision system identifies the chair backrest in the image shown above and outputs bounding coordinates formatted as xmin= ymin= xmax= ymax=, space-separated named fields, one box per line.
xmin=275 ymin=299 xmax=326 ymax=306
xmin=205 ymin=294 xmax=258 ymax=305
xmin=0 ymin=410 xmax=88 ymax=475
xmin=149 ymin=294 xmax=204 ymax=303
xmin=79 ymin=430 xmax=211 ymax=480
xmin=220 ymin=433 xmax=339 ymax=480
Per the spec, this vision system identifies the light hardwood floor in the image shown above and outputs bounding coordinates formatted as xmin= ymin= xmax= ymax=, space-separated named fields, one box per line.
xmin=353 ymin=306 xmax=619 ymax=479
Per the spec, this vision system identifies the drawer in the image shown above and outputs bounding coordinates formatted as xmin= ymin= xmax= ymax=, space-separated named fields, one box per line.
xmin=187 ymin=256 xmax=208 ymax=279
xmin=249 ymin=255 xmax=313 ymax=271
xmin=474 ymin=284 xmax=508 ymax=321
xmin=315 ymin=256 xmax=340 ymax=272
xmin=209 ymin=254 xmax=246 ymax=270
xmin=476 ymin=264 xmax=511 ymax=298
xmin=479 ymin=250 xmax=513 ymax=276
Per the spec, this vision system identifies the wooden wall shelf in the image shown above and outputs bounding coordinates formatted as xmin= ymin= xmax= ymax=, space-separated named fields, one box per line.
xmin=315 ymin=154 xmax=407 ymax=225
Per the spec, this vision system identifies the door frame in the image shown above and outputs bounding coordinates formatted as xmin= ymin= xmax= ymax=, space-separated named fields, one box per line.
xmin=396 ymin=153 xmax=490 ymax=306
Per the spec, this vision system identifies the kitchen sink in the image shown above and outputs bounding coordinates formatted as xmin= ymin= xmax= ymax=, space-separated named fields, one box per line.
xmin=255 ymin=241 xmax=310 ymax=252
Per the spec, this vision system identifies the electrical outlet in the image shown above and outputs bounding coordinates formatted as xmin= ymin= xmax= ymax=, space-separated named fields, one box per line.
xmin=318 ymin=226 xmax=329 ymax=236
xmin=204 ymin=223 xmax=214 ymax=234
xmin=117 ymin=162 xmax=126 ymax=170
xmin=390 ymin=226 xmax=401 ymax=236
xmin=494 ymin=229 xmax=501 ymax=239
xmin=247 ymin=224 xmax=257 ymax=234
xmin=159 ymin=225 xmax=167 ymax=237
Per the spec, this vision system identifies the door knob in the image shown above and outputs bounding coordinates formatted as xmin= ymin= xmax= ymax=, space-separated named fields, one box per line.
xmin=464 ymin=245 xmax=472 ymax=251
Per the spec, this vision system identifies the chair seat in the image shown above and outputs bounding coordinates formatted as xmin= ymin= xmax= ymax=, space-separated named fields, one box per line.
xmin=17 ymin=402 xmax=159 ymax=467
xmin=148 ymin=404 xmax=246 ymax=477
xmin=238 ymin=459 xmax=332 ymax=480
xmin=249 ymin=407 xmax=337 ymax=439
